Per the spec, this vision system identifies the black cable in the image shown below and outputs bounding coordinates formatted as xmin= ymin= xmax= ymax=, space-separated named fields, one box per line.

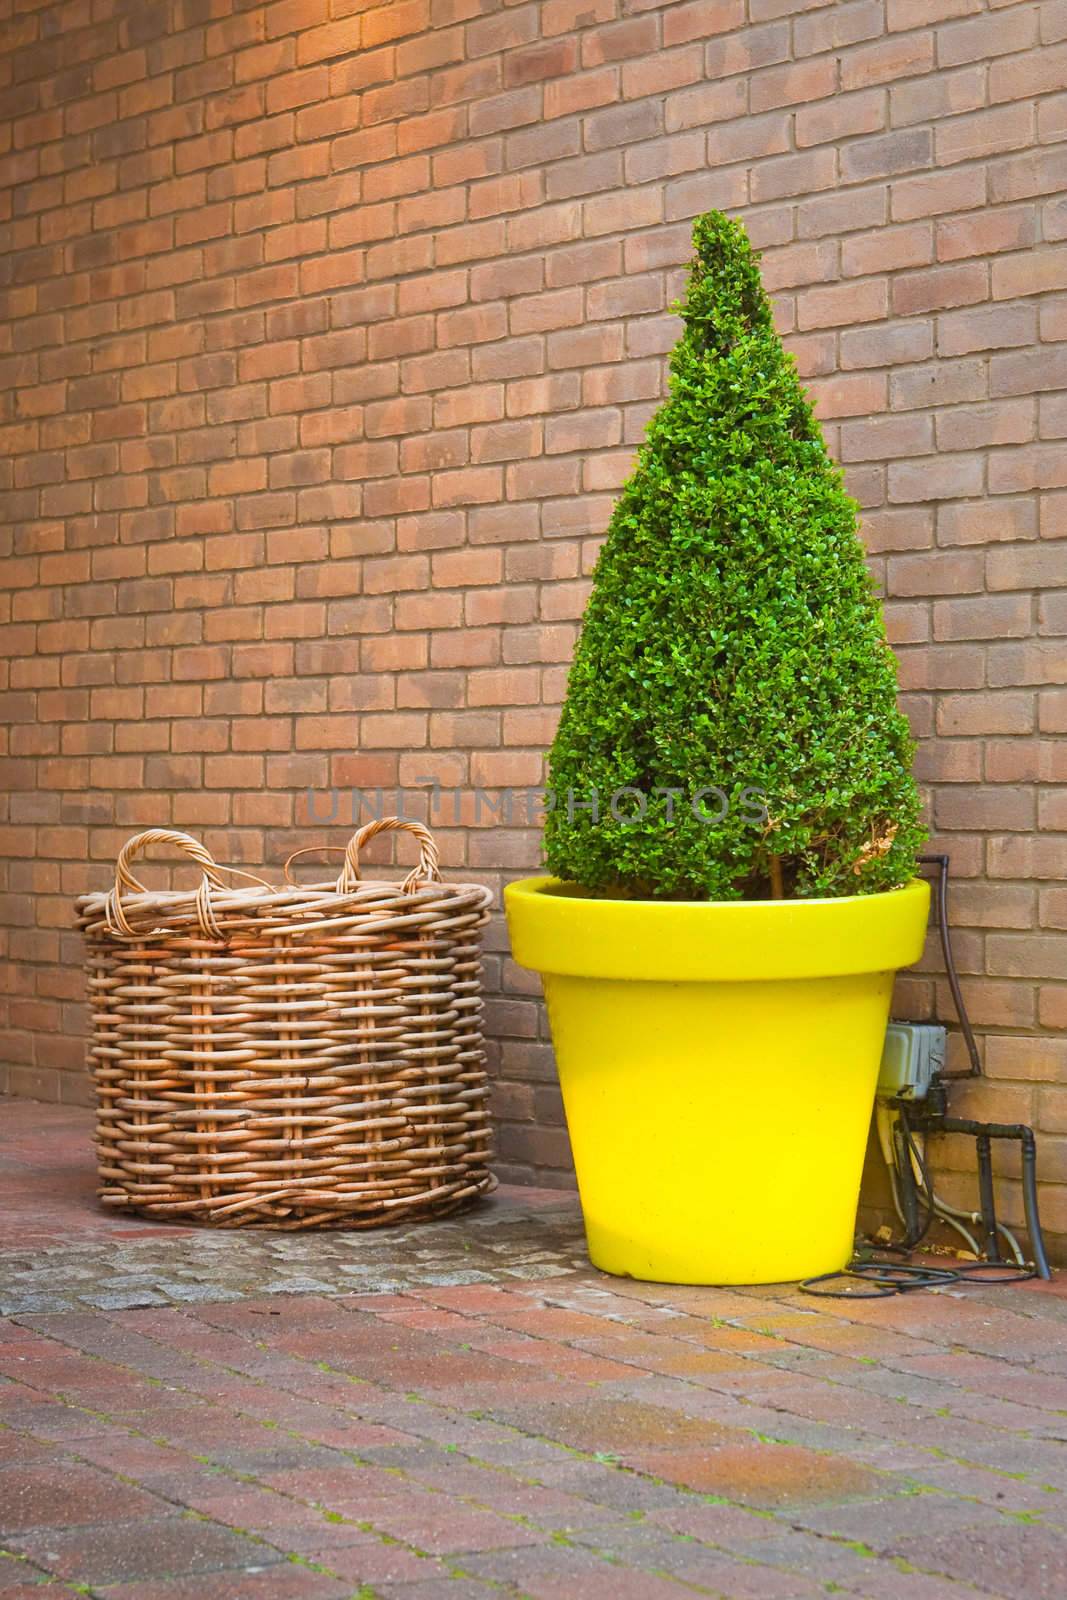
xmin=799 ymin=1271 xmax=897 ymax=1299
xmin=919 ymin=854 xmax=981 ymax=1078
xmin=951 ymin=1261 xmax=1036 ymax=1284
xmin=895 ymin=1108 xmax=935 ymax=1247
xmin=800 ymin=1257 xmax=1035 ymax=1296
xmin=850 ymin=1261 xmax=957 ymax=1289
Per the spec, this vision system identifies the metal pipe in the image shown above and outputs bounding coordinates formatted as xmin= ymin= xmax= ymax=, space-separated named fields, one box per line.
xmin=936 ymin=1117 xmax=1052 ymax=1280
xmin=1021 ymin=1128 xmax=1052 ymax=1281
xmin=975 ymin=1133 xmax=1002 ymax=1263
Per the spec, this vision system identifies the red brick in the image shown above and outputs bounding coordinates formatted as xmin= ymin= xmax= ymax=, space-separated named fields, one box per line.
xmin=581 ymin=16 xmax=658 ymax=68
xmin=664 ymin=0 xmax=745 ymax=47
xmin=887 ymin=0 xmax=980 ymax=27
xmin=889 ymin=358 xmax=986 ymax=410
xmin=988 ymin=544 xmax=1067 ymax=592
xmin=891 ymin=167 xmax=987 ymax=223
xmin=890 ymin=63 xmax=986 ymax=126
xmin=751 ymin=148 xmax=836 ymax=204
xmin=892 ymin=262 xmax=988 ymax=316
xmin=939 ymin=302 xmax=1037 ymax=357
xmin=797 ymin=278 xmax=888 ymax=331
xmin=841 ymin=128 xmax=932 ymax=184
xmin=432 ymin=466 xmax=503 ymax=508
xmin=888 ymin=455 xmax=985 ymax=503
xmin=471 ymin=419 xmax=543 ymax=463
xmin=541 ymin=0 xmax=612 ymax=35
xmin=934 ymin=594 xmax=1033 ymax=643
xmin=936 ymin=104 xmax=1035 ymax=167
xmin=510 ymin=288 xmax=584 ymax=337
xmin=620 ymin=45 xmax=703 ymax=100
xmin=937 ymin=206 xmax=1038 ymax=263
xmin=796 ymin=89 xmax=885 ymax=148
xmin=808 ymin=371 xmax=888 ymax=420
xmin=992 ymin=246 xmax=1067 ymax=301
xmin=295 ymin=17 xmax=361 ymax=65
xmin=988 ymin=442 xmax=1067 ymax=495
xmin=842 ymin=223 xmax=932 ymax=278
xmin=1039 ymin=94 xmax=1067 ymax=142
xmin=841 ymin=30 xmax=934 ymax=89
xmin=751 ymin=56 xmax=836 ymax=112
xmin=938 ymin=498 xmax=1037 ymax=547
xmin=543 ymin=66 xmax=618 ymax=121
xmin=469 ymin=86 xmax=542 ymax=139
xmin=939 ymin=8 xmax=1040 ymax=68
xmin=989 ymin=148 xmax=1066 ymax=204
xmin=935 ymin=400 xmax=1035 ymax=453
xmin=796 ymin=188 xmax=889 ymax=244
xmin=664 ymin=77 xmax=746 ymax=135
xmin=799 ymin=1 xmax=885 ymax=53
xmin=840 ymin=414 xmax=933 ymax=463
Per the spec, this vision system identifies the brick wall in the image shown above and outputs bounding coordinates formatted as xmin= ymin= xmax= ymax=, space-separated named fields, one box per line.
xmin=1 ymin=1 xmax=1065 ymax=1249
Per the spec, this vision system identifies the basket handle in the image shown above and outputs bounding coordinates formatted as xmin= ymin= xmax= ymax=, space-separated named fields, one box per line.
xmin=282 ymin=845 xmax=346 ymax=886
xmin=107 ymin=829 xmax=270 ymax=938
xmin=337 ymin=817 xmax=441 ymax=895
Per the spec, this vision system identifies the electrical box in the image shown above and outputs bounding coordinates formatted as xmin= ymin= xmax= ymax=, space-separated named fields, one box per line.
xmin=877 ymin=1022 xmax=946 ymax=1102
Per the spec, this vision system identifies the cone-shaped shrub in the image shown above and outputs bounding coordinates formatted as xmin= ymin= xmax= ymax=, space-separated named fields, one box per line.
xmin=544 ymin=211 xmax=924 ymax=901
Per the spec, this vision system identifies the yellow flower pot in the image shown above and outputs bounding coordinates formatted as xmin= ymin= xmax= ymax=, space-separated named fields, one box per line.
xmin=505 ymin=877 xmax=930 ymax=1285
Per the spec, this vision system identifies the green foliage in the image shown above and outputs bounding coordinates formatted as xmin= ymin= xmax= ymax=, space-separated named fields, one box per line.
xmin=544 ymin=211 xmax=924 ymax=901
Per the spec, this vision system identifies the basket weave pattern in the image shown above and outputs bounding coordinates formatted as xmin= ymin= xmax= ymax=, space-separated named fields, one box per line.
xmin=75 ymin=820 xmax=495 ymax=1228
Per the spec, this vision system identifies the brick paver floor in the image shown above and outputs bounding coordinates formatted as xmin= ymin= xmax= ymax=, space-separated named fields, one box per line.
xmin=1 ymin=1101 xmax=1065 ymax=1599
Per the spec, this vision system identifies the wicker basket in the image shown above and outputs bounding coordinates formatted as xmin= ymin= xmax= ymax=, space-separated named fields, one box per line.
xmin=75 ymin=819 xmax=495 ymax=1228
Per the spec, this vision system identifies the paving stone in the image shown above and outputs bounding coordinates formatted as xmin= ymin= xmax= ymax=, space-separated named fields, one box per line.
xmin=0 ymin=1583 xmax=87 ymax=1600
xmin=0 ymin=1461 xmax=163 ymax=1532
xmin=321 ymin=1544 xmax=449 ymax=1584
xmin=0 ymin=1551 xmax=58 ymax=1592
xmin=644 ymin=1497 xmax=788 ymax=1544
xmin=845 ymin=1566 xmax=1010 ymax=1600
xmin=0 ymin=1395 xmax=119 ymax=1442
xmin=392 ymin=1457 xmax=622 ymax=1529
xmin=625 ymin=1439 xmax=890 ymax=1509
xmin=374 ymin=1580 xmax=503 ymax=1600
xmin=97 ymin=1572 xmax=355 ymax=1600
xmin=888 ymin=1522 xmax=1067 ymax=1599
xmin=485 ymin=1394 xmax=741 ymax=1456
xmin=462 ymin=1542 xmax=713 ymax=1597
xmin=713 ymin=1525 xmax=919 ymax=1587
xmin=796 ymin=1492 xmax=992 ymax=1548
xmin=521 ymin=1459 xmax=700 ymax=1516
xmin=928 ymin=1462 xmax=1067 ymax=1516
xmin=71 ymin=1435 xmax=203 ymax=1479
xmin=572 ymin=1522 xmax=830 ymax=1594
xmin=81 ymin=1289 xmax=170 ymax=1310
xmin=8 ymin=1516 xmax=282 ymax=1586
xmin=0 ymin=1434 xmax=51 ymax=1468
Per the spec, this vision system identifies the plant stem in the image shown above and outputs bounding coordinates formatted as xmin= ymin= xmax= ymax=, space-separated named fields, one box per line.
xmin=769 ymin=855 xmax=784 ymax=900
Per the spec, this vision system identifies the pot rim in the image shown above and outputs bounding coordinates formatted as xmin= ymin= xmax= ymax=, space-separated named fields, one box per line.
xmin=507 ymin=874 xmax=926 ymax=910
xmin=504 ymin=875 xmax=931 ymax=983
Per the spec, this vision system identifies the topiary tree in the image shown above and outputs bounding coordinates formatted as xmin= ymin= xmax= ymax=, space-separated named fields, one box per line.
xmin=544 ymin=210 xmax=924 ymax=901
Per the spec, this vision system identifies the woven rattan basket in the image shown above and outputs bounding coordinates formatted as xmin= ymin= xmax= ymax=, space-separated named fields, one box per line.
xmin=75 ymin=819 xmax=495 ymax=1228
